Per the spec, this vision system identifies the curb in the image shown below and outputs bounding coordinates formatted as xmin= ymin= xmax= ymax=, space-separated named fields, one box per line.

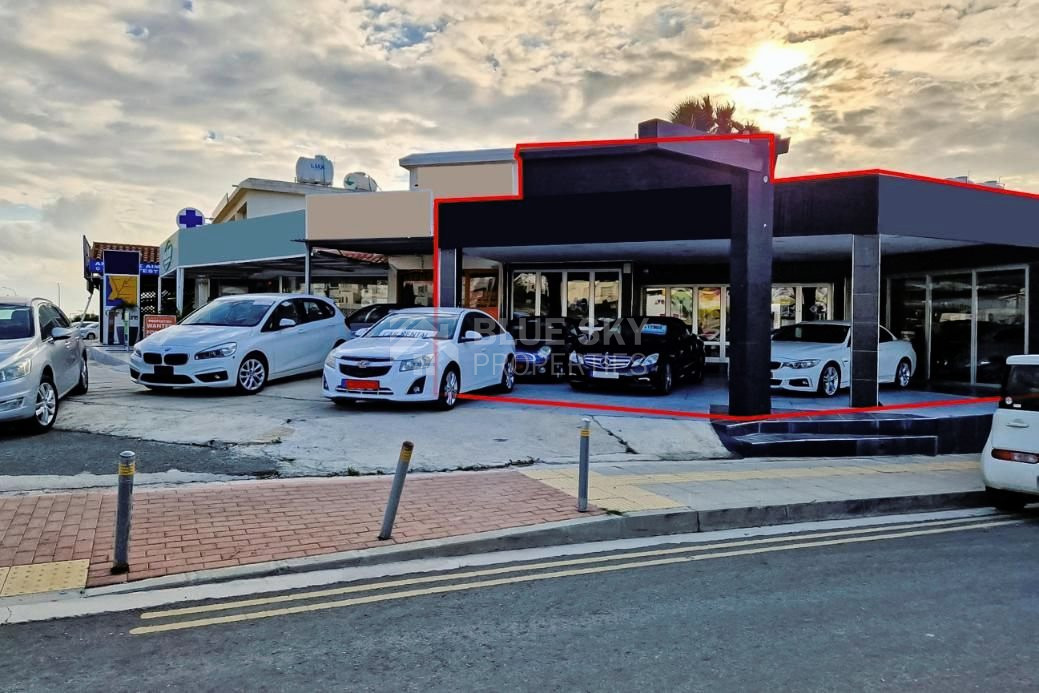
xmin=88 ymin=347 xmax=130 ymax=368
xmin=86 ymin=489 xmax=987 ymax=597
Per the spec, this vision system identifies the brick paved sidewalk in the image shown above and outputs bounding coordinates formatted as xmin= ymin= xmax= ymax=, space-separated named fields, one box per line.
xmin=0 ymin=470 xmax=594 ymax=593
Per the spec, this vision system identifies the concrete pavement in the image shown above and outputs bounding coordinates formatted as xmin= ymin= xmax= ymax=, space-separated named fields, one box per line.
xmin=0 ymin=453 xmax=987 ymax=599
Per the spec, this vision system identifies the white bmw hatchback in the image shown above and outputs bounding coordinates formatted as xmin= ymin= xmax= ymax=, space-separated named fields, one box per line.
xmin=321 ymin=307 xmax=515 ymax=410
xmin=131 ymin=294 xmax=351 ymax=394
xmin=771 ymin=321 xmax=917 ymax=397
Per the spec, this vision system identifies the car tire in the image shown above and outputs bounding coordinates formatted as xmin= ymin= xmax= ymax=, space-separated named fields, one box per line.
xmin=26 ymin=373 xmax=59 ymax=433
xmin=70 ymin=356 xmax=89 ymax=396
xmin=895 ymin=358 xmax=912 ymax=389
xmin=235 ymin=353 xmax=268 ymax=395
xmin=817 ymin=362 xmax=841 ymax=397
xmin=499 ymin=357 xmax=516 ymax=393
xmin=655 ymin=362 xmax=674 ymax=395
xmin=986 ymin=487 xmax=1029 ymax=512
xmin=435 ymin=366 xmax=460 ymax=411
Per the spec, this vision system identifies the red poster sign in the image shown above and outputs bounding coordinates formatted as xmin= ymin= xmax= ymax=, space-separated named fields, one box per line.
xmin=143 ymin=314 xmax=177 ymax=337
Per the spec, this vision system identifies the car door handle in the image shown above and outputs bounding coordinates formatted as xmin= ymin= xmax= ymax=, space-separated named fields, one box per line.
xmin=1007 ymin=421 xmax=1030 ymax=428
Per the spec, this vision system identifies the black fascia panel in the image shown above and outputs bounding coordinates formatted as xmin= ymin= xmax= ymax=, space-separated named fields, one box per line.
xmin=437 ymin=185 xmax=731 ymax=250
xmin=877 ymin=176 xmax=1039 ymax=248
xmin=773 ymin=176 xmax=880 ymax=238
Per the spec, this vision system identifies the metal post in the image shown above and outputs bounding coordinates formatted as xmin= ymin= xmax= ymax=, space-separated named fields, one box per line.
xmin=578 ymin=418 xmax=590 ymax=512
xmin=111 ymin=451 xmax=136 ymax=574
xmin=378 ymin=441 xmax=414 ymax=540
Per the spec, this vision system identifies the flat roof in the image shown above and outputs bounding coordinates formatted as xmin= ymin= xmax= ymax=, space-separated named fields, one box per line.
xmin=212 ymin=178 xmax=362 ymax=220
xmin=398 ymin=148 xmax=515 ymax=169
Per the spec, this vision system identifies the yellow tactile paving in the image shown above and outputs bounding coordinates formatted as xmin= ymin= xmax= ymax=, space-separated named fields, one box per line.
xmin=523 ymin=458 xmax=980 ymax=514
xmin=0 ymin=560 xmax=89 ymax=597
xmin=0 ymin=567 xmax=9 ymax=594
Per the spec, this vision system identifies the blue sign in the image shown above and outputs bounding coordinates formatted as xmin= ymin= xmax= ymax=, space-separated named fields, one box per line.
xmin=176 ymin=207 xmax=206 ymax=229
xmin=89 ymin=259 xmax=159 ymax=276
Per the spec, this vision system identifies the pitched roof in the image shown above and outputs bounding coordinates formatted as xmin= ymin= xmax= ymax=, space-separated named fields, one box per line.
xmin=91 ymin=242 xmax=160 ymax=264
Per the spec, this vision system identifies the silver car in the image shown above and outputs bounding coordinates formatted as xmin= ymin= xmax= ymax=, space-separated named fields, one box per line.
xmin=0 ymin=297 xmax=88 ymax=432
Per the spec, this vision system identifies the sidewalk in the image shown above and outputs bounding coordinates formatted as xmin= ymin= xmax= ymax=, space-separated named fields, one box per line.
xmin=0 ymin=454 xmax=983 ymax=598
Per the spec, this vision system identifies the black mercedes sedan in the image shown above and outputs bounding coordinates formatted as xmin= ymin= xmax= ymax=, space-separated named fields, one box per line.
xmin=568 ymin=316 xmax=705 ymax=394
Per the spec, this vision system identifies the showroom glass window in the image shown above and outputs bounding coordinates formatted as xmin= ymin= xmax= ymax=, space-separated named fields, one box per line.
xmin=566 ymin=272 xmax=590 ymax=320
xmin=976 ymin=269 xmax=1026 ymax=384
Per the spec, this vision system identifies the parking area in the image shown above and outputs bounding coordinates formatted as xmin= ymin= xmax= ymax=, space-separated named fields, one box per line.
xmin=27 ymin=356 xmax=995 ymax=478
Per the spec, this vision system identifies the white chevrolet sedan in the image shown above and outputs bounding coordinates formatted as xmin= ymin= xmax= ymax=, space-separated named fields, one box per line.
xmin=771 ymin=321 xmax=916 ymax=397
xmin=322 ymin=307 xmax=515 ymax=410
xmin=131 ymin=294 xmax=351 ymax=394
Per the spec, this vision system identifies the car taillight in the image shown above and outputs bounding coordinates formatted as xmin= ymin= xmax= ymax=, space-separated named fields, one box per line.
xmin=992 ymin=449 xmax=1039 ymax=464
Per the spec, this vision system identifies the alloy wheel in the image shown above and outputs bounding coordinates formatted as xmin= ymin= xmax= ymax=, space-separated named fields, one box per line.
xmin=443 ymin=371 xmax=459 ymax=407
xmin=503 ymin=360 xmax=515 ymax=391
xmin=35 ymin=381 xmax=57 ymax=427
xmin=821 ymin=366 xmax=839 ymax=396
xmin=897 ymin=361 xmax=911 ymax=388
xmin=238 ymin=358 xmax=266 ymax=392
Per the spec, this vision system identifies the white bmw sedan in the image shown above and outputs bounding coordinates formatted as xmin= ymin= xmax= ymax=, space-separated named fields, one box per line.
xmin=131 ymin=294 xmax=351 ymax=394
xmin=321 ymin=307 xmax=515 ymax=410
xmin=771 ymin=321 xmax=917 ymax=397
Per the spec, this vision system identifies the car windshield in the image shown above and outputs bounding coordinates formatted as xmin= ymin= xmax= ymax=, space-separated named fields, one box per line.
xmin=181 ymin=298 xmax=275 ymax=327
xmin=1002 ymin=365 xmax=1039 ymax=412
xmin=0 ymin=305 xmax=34 ymax=340
xmin=365 ymin=313 xmax=458 ymax=340
xmin=773 ymin=324 xmax=849 ymax=344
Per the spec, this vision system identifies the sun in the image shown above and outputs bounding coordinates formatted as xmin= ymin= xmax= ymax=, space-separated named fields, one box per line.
xmin=731 ymin=42 xmax=813 ymax=133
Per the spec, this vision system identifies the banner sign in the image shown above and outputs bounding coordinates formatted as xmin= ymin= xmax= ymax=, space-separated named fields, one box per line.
xmin=143 ymin=314 xmax=177 ymax=337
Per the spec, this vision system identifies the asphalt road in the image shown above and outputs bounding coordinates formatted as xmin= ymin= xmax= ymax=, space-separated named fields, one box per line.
xmin=2 ymin=517 xmax=1037 ymax=691
xmin=0 ymin=427 xmax=279 ymax=478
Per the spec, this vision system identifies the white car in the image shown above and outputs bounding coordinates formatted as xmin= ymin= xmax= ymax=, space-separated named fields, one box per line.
xmin=322 ymin=307 xmax=515 ymax=410
xmin=74 ymin=321 xmax=99 ymax=340
xmin=0 ymin=297 xmax=88 ymax=432
xmin=771 ymin=321 xmax=916 ymax=397
xmin=130 ymin=294 xmax=351 ymax=394
xmin=981 ymin=355 xmax=1039 ymax=511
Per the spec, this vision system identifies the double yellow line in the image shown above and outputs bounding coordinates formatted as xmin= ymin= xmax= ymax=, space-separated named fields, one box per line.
xmin=132 ymin=516 xmax=1019 ymax=635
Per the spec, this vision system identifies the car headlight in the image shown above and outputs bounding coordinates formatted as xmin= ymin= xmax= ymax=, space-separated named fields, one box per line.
xmin=194 ymin=342 xmax=237 ymax=360
xmin=569 ymin=351 xmax=582 ymax=364
xmin=325 ymin=351 xmax=338 ymax=368
xmin=132 ymin=345 xmax=142 ymax=359
xmin=631 ymin=353 xmax=659 ymax=368
xmin=537 ymin=345 xmax=552 ymax=358
xmin=783 ymin=359 xmax=820 ymax=369
xmin=400 ymin=354 xmax=434 ymax=371
xmin=0 ymin=359 xmax=30 ymax=383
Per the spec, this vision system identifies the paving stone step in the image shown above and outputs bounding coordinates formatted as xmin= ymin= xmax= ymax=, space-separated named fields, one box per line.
xmin=725 ymin=433 xmax=940 ymax=458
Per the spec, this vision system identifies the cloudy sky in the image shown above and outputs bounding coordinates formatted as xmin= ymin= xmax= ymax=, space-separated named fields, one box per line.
xmin=2 ymin=0 xmax=1038 ymax=311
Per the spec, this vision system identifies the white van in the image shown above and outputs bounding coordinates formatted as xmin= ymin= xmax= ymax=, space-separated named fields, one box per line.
xmin=982 ymin=355 xmax=1039 ymax=510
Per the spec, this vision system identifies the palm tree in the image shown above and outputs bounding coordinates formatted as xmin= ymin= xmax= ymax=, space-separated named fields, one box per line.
xmin=669 ymin=95 xmax=761 ymax=134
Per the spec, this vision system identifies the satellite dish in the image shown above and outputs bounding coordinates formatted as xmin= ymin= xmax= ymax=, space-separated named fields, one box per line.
xmin=343 ymin=171 xmax=380 ymax=192
xmin=176 ymin=207 xmax=206 ymax=229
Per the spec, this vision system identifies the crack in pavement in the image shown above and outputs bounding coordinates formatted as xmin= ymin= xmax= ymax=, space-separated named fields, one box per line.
xmin=591 ymin=416 xmax=638 ymax=455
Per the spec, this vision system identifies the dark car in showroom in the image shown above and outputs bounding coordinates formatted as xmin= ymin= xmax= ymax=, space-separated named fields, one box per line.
xmin=507 ymin=316 xmax=581 ymax=379
xmin=568 ymin=316 xmax=705 ymax=394
xmin=343 ymin=303 xmax=412 ymax=332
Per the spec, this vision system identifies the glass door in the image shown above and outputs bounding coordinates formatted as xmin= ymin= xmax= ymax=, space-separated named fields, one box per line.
xmin=975 ymin=269 xmax=1026 ymax=384
xmin=512 ymin=269 xmax=620 ymax=323
xmin=929 ymin=273 xmax=974 ymax=383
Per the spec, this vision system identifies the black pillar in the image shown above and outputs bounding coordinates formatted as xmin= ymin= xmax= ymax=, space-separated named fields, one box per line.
xmin=728 ymin=169 xmax=774 ymax=416
xmin=437 ymin=248 xmax=462 ymax=308
xmin=850 ymin=234 xmax=881 ymax=407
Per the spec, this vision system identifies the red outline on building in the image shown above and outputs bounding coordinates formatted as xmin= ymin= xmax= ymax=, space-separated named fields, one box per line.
xmin=432 ymin=133 xmax=1024 ymax=422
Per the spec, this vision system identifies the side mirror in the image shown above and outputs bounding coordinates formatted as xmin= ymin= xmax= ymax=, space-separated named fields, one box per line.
xmin=354 ymin=327 xmax=369 ymax=337
xmin=463 ymin=330 xmax=482 ymax=342
xmin=50 ymin=326 xmax=73 ymax=341
xmin=279 ymin=318 xmax=297 ymax=329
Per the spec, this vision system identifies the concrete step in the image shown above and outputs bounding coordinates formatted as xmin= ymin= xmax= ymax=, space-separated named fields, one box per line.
xmin=726 ymin=433 xmax=939 ymax=457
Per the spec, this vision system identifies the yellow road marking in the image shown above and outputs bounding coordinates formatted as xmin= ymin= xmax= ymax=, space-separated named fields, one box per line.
xmin=133 ymin=518 xmax=1019 ymax=634
xmin=142 ymin=515 xmax=990 ymax=620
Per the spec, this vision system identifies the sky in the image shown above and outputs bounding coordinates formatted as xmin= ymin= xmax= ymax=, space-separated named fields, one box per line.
xmin=1 ymin=0 xmax=1038 ymax=313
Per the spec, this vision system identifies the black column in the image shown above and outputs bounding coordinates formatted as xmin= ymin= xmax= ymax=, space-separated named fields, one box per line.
xmin=850 ymin=234 xmax=881 ymax=407
xmin=437 ymin=248 xmax=462 ymax=308
xmin=728 ymin=170 xmax=774 ymax=416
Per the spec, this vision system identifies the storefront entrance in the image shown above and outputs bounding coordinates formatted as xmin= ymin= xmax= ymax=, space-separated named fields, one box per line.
xmin=644 ymin=283 xmax=834 ymax=362
xmin=888 ymin=266 xmax=1028 ymax=386
xmin=511 ymin=269 xmax=622 ymax=322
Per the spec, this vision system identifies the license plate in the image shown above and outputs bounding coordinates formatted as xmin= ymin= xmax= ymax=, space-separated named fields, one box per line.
xmin=591 ymin=370 xmax=620 ymax=379
xmin=155 ymin=365 xmax=174 ymax=377
xmin=342 ymin=379 xmax=379 ymax=390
